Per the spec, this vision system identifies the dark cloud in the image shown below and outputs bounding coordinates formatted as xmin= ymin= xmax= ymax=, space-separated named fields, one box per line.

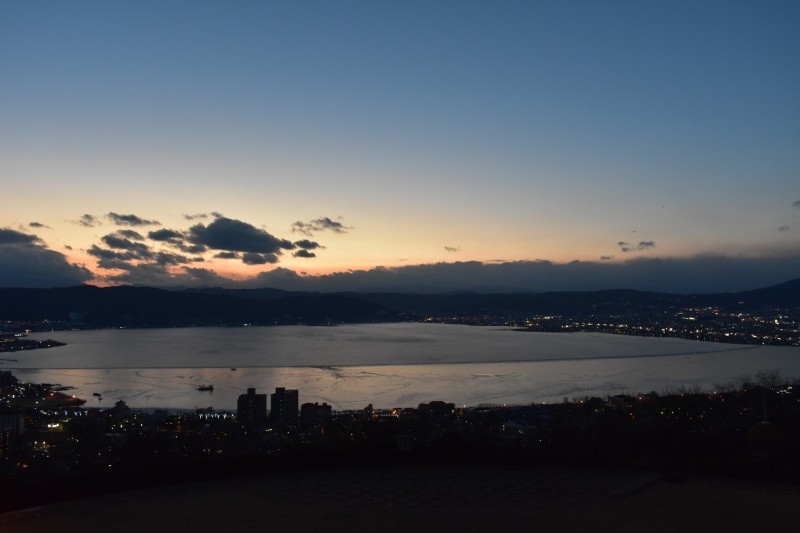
xmin=86 ymin=245 xmax=141 ymax=268
xmin=293 ymin=249 xmax=316 ymax=258
xmin=183 ymin=212 xmax=222 ymax=220
xmin=147 ymin=229 xmax=206 ymax=254
xmin=87 ymin=240 xmax=155 ymax=268
xmin=102 ymin=263 xmax=173 ymax=285
xmin=0 ymin=228 xmax=40 ymax=245
xmin=444 ymin=246 xmax=460 ymax=253
xmin=190 ymin=257 xmax=205 ymax=262
xmin=101 ymin=234 xmax=153 ymax=258
xmin=246 ymin=267 xmax=304 ymax=288
xmin=293 ymin=239 xmax=322 ymax=250
xmin=93 ymin=256 xmax=137 ymax=271
xmin=600 ymin=255 xmax=614 ymax=260
xmin=242 ymin=252 xmax=279 ymax=265
xmin=779 ymin=226 xmax=790 ymax=232
xmin=0 ymin=238 xmax=92 ymax=288
xmin=148 ymin=228 xmax=183 ymax=242
xmin=101 ymin=263 xmax=235 ymax=286
xmin=292 ymin=217 xmax=350 ymax=236
xmin=107 ymin=212 xmax=160 ymax=226
xmin=101 ymin=234 xmax=132 ymax=249
xmin=155 ymin=252 xmax=190 ymax=266
xmin=793 ymin=200 xmax=800 ymax=208
xmin=29 ymin=222 xmax=50 ymax=229
xmin=99 ymin=253 xmax=194 ymax=283
xmin=64 ymin=245 xmax=73 ymax=251
xmin=180 ymin=267 xmax=232 ymax=285
xmin=188 ymin=217 xmax=294 ymax=254
xmin=86 ymin=245 xmax=125 ymax=261
xmin=178 ymin=243 xmax=207 ymax=254
xmin=213 ymin=252 xmax=240 ymax=259
xmin=166 ymin=266 xmax=241 ymax=288
xmin=291 ymin=222 xmax=312 ymax=236
xmin=75 ymin=214 xmax=100 ymax=227
xmin=618 ymin=241 xmax=656 ymax=252
xmin=117 ymin=229 xmax=144 ymax=240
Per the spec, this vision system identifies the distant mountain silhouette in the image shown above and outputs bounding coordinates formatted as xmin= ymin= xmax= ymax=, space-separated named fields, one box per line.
xmin=0 ymin=285 xmax=392 ymax=326
xmin=733 ymin=277 xmax=800 ymax=307
xmin=0 ymin=277 xmax=797 ymax=327
xmin=180 ymin=286 xmax=295 ymax=301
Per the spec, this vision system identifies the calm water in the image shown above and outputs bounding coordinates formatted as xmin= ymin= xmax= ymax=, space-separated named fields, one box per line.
xmin=4 ymin=323 xmax=799 ymax=410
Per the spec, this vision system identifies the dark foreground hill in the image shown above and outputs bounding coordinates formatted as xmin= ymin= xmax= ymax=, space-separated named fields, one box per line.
xmin=4 ymin=463 xmax=799 ymax=532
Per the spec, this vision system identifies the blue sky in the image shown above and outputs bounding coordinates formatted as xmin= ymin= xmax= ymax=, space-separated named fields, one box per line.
xmin=1 ymin=1 xmax=798 ymax=291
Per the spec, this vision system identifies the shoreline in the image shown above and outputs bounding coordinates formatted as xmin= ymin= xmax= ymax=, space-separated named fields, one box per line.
xmin=8 ymin=318 xmax=799 ymax=347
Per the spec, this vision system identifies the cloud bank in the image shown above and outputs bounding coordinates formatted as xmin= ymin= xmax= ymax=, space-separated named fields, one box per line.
xmin=5 ymin=211 xmax=798 ymax=294
xmin=234 ymin=255 xmax=800 ymax=294
xmin=0 ymin=228 xmax=92 ymax=287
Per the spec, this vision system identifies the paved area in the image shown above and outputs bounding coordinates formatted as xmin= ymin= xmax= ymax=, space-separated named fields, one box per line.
xmin=3 ymin=464 xmax=800 ymax=532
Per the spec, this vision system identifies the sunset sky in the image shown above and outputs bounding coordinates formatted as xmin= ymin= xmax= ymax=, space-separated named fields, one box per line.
xmin=1 ymin=1 xmax=799 ymax=293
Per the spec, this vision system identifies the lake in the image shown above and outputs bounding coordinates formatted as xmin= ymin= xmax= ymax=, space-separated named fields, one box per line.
xmin=4 ymin=323 xmax=799 ymax=410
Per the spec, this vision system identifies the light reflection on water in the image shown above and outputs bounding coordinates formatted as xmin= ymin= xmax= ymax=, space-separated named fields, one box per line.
xmin=7 ymin=324 xmax=800 ymax=410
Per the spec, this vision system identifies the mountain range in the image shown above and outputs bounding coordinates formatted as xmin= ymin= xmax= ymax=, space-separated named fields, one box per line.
xmin=0 ymin=278 xmax=797 ymax=328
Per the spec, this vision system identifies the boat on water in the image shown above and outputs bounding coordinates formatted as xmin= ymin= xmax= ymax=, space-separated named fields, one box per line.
xmin=197 ymin=385 xmax=214 ymax=391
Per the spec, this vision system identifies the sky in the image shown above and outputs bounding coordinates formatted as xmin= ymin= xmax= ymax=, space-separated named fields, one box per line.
xmin=1 ymin=1 xmax=799 ymax=293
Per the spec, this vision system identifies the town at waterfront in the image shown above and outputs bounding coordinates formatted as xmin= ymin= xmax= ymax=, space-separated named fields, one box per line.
xmin=2 ymin=362 xmax=799 ymax=512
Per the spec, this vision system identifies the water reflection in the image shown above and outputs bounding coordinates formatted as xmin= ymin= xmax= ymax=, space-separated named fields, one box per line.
xmin=12 ymin=347 xmax=800 ymax=411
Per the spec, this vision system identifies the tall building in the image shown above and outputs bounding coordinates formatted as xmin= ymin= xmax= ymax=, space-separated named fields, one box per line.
xmin=300 ymin=402 xmax=332 ymax=427
xmin=270 ymin=387 xmax=298 ymax=426
xmin=237 ymin=388 xmax=267 ymax=427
